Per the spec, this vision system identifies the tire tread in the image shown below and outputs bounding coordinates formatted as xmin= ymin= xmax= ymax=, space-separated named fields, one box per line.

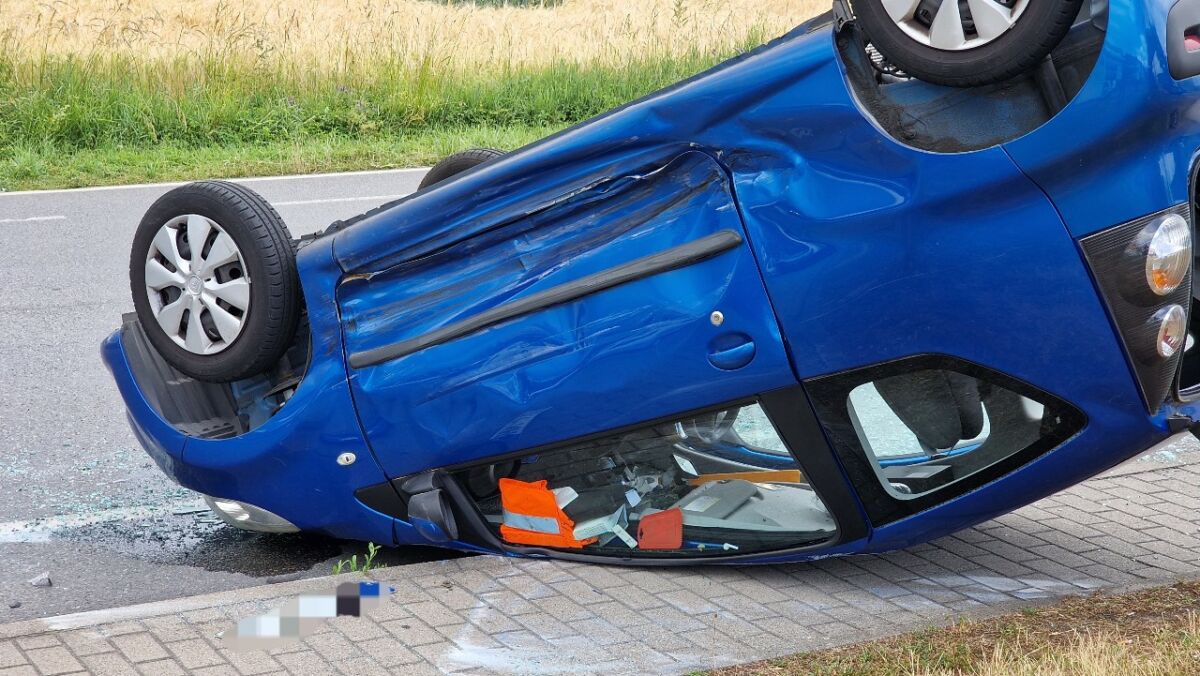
xmin=418 ymin=148 xmax=506 ymax=190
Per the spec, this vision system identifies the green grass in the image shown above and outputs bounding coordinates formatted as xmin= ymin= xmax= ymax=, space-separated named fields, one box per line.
xmin=0 ymin=126 xmax=559 ymax=191
xmin=712 ymin=581 xmax=1200 ymax=676
xmin=0 ymin=43 xmax=758 ymax=191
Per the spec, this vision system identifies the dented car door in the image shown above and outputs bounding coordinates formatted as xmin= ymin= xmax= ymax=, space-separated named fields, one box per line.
xmin=336 ymin=151 xmax=796 ymax=479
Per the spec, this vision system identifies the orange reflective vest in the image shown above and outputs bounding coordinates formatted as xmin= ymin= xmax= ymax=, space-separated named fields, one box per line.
xmin=498 ymin=478 xmax=598 ymax=549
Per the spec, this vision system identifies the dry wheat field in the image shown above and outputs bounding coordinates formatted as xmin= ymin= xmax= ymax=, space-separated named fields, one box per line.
xmin=0 ymin=0 xmax=826 ymax=190
xmin=2 ymin=0 xmax=821 ymax=69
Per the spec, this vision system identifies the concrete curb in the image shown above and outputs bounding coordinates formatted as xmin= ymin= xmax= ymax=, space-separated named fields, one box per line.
xmin=0 ymin=557 xmax=464 ymax=639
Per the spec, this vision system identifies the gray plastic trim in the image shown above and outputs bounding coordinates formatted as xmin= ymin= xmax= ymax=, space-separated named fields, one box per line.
xmin=1168 ymin=0 xmax=1200 ymax=80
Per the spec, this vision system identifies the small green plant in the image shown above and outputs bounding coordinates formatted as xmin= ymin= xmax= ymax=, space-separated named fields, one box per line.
xmin=333 ymin=542 xmax=385 ymax=576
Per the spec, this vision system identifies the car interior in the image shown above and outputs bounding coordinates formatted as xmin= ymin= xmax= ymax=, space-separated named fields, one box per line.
xmin=452 ymin=403 xmax=840 ymax=558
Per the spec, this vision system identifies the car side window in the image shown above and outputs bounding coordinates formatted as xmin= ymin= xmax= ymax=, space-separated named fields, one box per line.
xmin=806 ymin=356 xmax=1086 ymax=525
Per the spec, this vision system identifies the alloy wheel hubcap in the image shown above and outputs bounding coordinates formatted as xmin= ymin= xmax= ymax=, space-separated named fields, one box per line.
xmin=144 ymin=214 xmax=251 ymax=355
xmin=881 ymin=0 xmax=1029 ymax=51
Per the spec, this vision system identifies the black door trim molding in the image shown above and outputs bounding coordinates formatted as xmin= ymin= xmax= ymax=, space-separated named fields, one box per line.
xmin=347 ymin=229 xmax=744 ymax=369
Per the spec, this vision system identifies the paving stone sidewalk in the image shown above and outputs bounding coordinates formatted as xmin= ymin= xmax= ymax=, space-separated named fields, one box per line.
xmin=2 ymin=449 xmax=1199 ymax=675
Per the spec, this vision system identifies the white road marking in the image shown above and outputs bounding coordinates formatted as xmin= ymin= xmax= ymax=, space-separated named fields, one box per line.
xmin=0 ymin=498 xmax=207 ymax=544
xmin=0 ymin=167 xmax=429 ymax=198
xmin=273 ymin=195 xmax=404 ymax=207
xmin=0 ymin=215 xmax=67 ymax=224
xmin=43 ymin=597 xmax=234 ymax=631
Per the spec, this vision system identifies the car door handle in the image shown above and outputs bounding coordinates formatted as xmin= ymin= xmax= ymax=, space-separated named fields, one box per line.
xmin=707 ymin=333 xmax=756 ymax=370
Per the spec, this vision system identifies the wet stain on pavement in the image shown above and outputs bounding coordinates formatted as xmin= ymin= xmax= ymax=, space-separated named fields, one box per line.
xmin=55 ymin=514 xmax=341 ymax=576
xmin=2 ymin=504 xmax=463 ymax=583
xmin=50 ymin=511 xmax=463 ymax=577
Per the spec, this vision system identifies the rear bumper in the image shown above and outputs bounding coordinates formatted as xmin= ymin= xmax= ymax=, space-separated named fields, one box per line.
xmin=101 ymin=322 xmax=396 ymax=545
xmin=102 ymin=329 xmax=187 ymax=482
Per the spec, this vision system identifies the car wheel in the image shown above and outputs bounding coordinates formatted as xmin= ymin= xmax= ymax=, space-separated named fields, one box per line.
xmin=853 ymin=0 xmax=1085 ymax=87
xmin=419 ymin=148 xmax=505 ymax=190
xmin=130 ymin=181 xmax=301 ymax=382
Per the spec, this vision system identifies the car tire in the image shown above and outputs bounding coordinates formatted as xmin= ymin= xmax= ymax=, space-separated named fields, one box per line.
xmin=853 ymin=0 xmax=1085 ymax=87
xmin=130 ymin=181 xmax=301 ymax=382
xmin=419 ymin=148 xmax=505 ymax=190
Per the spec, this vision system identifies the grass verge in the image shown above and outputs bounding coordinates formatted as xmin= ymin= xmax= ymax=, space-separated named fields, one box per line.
xmin=715 ymin=581 xmax=1200 ymax=675
xmin=0 ymin=1 xmax=836 ymax=191
xmin=0 ymin=51 xmax=737 ymax=191
xmin=0 ymin=1 xmax=828 ymax=190
xmin=0 ymin=125 xmax=560 ymax=191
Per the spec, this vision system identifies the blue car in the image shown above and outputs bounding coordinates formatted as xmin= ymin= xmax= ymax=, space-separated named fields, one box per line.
xmin=104 ymin=0 xmax=1200 ymax=564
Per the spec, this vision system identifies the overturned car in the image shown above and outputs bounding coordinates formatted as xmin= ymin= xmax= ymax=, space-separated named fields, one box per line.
xmin=105 ymin=0 xmax=1200 ymax=563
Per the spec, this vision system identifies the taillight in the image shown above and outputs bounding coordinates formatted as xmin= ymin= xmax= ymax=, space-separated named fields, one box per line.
xmin=1081 ymin=205 xmax=1193 ymax=411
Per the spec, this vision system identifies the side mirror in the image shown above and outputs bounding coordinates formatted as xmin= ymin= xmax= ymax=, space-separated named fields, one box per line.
xmin=407 ymin=489 xmax=459 ymax=543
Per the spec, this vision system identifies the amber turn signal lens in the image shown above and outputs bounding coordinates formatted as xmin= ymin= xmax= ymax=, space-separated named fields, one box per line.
xmin=1145 ymin=214 xmax=1191 ymax=296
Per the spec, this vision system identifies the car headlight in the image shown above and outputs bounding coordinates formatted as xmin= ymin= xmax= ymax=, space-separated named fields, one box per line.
xmin=203 ymin=495 xmax=299 ymax=533
xmin=1143 ymin=214 xmax=1192 ymax=296
xmin=1156 ymin=304 xmax=1187 ymax=358
xmin=1082 ymin=205 xmax=1193 ymax=412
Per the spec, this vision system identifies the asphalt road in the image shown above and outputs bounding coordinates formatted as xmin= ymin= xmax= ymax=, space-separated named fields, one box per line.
xmin=0 ymin=169 xmax=462 ymax=621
